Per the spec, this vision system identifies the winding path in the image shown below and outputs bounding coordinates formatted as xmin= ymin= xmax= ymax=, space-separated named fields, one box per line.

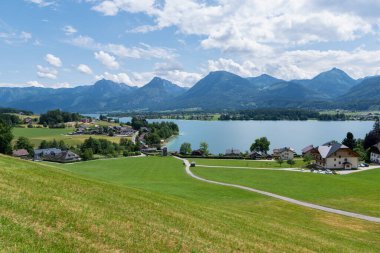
xmin=174 ymin=157 xmax=380 ymax=223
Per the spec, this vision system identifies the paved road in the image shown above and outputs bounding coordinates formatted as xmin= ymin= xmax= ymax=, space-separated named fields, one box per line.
xmin=338 ymin=165 xmax=379 ymax=175
xmin=196 ymin=164 xmax=300 ymax=172
xmin=174 ymin=157 xmax=380 ymax=223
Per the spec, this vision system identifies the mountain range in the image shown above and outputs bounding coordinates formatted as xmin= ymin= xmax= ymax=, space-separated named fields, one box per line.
xmin=0 ymin=68 xmax=379 ymax=113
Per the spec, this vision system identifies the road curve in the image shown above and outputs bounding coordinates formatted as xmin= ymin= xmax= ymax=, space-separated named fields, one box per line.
xmin=174 ymin=157 xmax=380 ymax=223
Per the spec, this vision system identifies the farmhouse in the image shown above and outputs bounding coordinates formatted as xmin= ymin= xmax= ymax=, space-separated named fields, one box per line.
xmin=43 ymin=150 xmax=80 ymax=163
xmin=370 ymin=142 xmax=380 ymax=163
xmin=311 ymin=141 xmax=359 ymax=170
xmin=34 ymin=148 xmax=62 ymax=161
xmin=301 ymin=145 xmax=314 ymax=155
xmin=273 ymin=147 xmax=295 ymax=160
xmin=12 ymin=149 xmax=29 ymax=159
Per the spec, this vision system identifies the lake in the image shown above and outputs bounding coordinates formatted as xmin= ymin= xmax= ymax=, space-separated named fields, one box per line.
xmin=116 ymin=118 xmax=374 ymax=154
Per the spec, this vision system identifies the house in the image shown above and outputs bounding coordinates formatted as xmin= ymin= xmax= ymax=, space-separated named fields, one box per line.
xmin=273 ymin=147 xmax=295 ymax=160
xmin=191 ymin=150 xmax=204 ymax=156
xmin=301 ymin=145 xmax=314 ymax=155
xmin=23 ymin=117 xmax=33 ymax=124
xmin=12 ymin=149 xmax=29 ymax=159
xmin=370 ymin=143 xmax=380 ymax=163
xmin=311 ymin=141 xmax=359 ymax=170
xmin=44 ymin=150 xmax=80 ymax=163
xmin=249 ymin=151 xmax=263 ymax=160
xmin=34 ymin=148 xmax=62 ymax=161
xmin=225 ymin=148 xmax=241 ymax=156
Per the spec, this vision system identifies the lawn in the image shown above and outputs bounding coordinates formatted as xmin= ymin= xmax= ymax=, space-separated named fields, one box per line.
xmin=12 ymin=127 xmax=125 ymax=147
xmin=2 ymin=155 xmax=380 ymax=252
xmin=192 ymin=166 xmax=380 ymax=217
xmin=192 ymin=158 xmax=306 ymax=168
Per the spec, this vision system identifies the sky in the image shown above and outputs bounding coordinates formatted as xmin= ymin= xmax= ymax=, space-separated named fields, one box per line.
xmin=0 ymin=0 xmax=379 ymax=88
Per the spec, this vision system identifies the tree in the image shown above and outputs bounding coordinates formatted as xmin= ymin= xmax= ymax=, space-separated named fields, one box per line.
xmin=180 ymin=142 xmax=192 ymax=155
xmin=14 ymin=136 xmax=34 ymax=156
xmin=0 ymin=120 xmax=13 ymax=154
xmin=199 ymin=142 xmax=209 ymax=156
xmin=303 ymin=154 xmax=313 ymax=165
xmin=81 ymin=149 xmax=93 ymax=161
xmin=287 ymin=159 xmax=295 ymax=166
xmin=354 ymin=138 xmax=370 ymax=162
xmin=275 ymin=157 xmax=284 ymax=166
xmin=342 ymin=132 xmax=356 ymax=150
xmin=39 ymin=140 xmax=49 ymax=149
xmin=250 ymin=137 xmax=270 ymax=154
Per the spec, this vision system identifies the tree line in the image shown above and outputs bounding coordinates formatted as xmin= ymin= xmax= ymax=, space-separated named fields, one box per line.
xmin=219 ymin=109 xmax=347 ymax=121
xmin=39 ymin=109 xmax=82 ymax=128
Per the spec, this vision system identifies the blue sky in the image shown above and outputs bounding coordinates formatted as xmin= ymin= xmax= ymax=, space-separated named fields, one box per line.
xmin=0 ymin=0 xmax=379 ymax=88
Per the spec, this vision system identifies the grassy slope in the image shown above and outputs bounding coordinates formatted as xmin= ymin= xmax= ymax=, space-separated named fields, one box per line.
xmin=1 ymin=155 xmax=380 ymax=252
xmin=192 ymin=158 xmax=306 ymax=168
xmin=192 ymin=166 xmax=380 ymax=217
xmin=12 ymin=127 xmax=124 ymax=147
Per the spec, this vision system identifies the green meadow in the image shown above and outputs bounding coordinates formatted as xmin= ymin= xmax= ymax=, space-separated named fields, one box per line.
xmin=192 ymin=158 xmax=307 ymax=168
xmin=1 ymin=155 xmax=380 ymax=252
xmin=12 ymin=127 xmax=125 ymax=147
xmin=192 ymin=166 xmax=380 ymax=217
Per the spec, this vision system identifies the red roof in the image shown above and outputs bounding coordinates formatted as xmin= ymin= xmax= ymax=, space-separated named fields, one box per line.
xmin=12 ymin=149 xmax=29 ymax=157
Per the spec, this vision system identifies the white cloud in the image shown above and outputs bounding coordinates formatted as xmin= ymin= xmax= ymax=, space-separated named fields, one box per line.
xmin=66 ymin=35 xmax=175 ymax=59
xmin=207 ymin=48 xmax=380 ymax=80
xmin=45 ymin=54 xmax=62 ymax=67
xmin=77 ymin=64 xmax=93 ymax=75
xmin=63 ymin=25 xmax=77 ymax=35
xmin=95 ymin=72 xmax=133 ymax=85
xmin=37 ymin=65 xmax=58 ymax=79
xmin=25 ymin=0 xmax=55 ymax=7
xmin=94 ymin=51 xmax=119 ymax=69
xmin=92 ymin=0 xmax=155 ymax=16
xmin=90 ymin=0 xmax=377 ymax=56
xmin=0 ymin=30 xmax=32 ymax=44
xmin=27 ymin=81 xmax=44 ymax=87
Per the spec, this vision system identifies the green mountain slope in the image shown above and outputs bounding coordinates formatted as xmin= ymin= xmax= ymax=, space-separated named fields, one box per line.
xmin=1 ymin=155 xmax=379 ymax=252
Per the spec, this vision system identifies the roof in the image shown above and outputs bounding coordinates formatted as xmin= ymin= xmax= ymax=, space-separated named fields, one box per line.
xmin=316 ymin=141 xmax=357 ymax=158
xmin=54 ymin=151 xmax=79 ymax=161
xmin=12 ymin=149 xmax=29 ymax=157
xmin=34 ymin=148 xmax=62 ymax=155
xmin=372 ymin=143 xmax=380 ymax=153
xmin=273 ymin=147 xmax=295 ymax=154
xmin=301 ymin=145 xmax=314 ymax=154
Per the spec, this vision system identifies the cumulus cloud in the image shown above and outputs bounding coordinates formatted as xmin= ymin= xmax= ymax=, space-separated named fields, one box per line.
xmin=37 ymin=65 xmax=58 ymax=79
xmin=94 ymin=51 xmax=119 ymax=69
xmin=45 ymin=54 xmax=62 ymax=67
xmin=63 ymin=25 xmax=77 ymax=35
xmin=77 ymin=64 xmax=93 ymax=75
xmin=90 ymin=0 xmax=377 ymax=56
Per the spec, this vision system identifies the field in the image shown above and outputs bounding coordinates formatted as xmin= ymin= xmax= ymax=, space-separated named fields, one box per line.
xmin=192 ymin=165 xmax=380 ymax=217
xmin=12 ymin=127 xmax=125 ymax=147
xmin=191 ymin=158 xmax=306 ymax=168
xmin=1 ymin=155 xmax=380 ymax=252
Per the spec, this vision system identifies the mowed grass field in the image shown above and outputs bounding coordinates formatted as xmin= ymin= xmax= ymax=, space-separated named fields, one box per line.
xmin=1 ymin=155 xmax=380 ymax=252
xmin=192 ymin=166 xmax=380 ymax=217
xmin=12 ymin=127 xmax=124 ymax=147
xmin=192 ymin=158 xmax=307 ymax=168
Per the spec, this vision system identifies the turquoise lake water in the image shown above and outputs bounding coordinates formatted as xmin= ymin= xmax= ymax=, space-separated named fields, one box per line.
xmin=120 ymin=118 xmax=374 ymax=154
